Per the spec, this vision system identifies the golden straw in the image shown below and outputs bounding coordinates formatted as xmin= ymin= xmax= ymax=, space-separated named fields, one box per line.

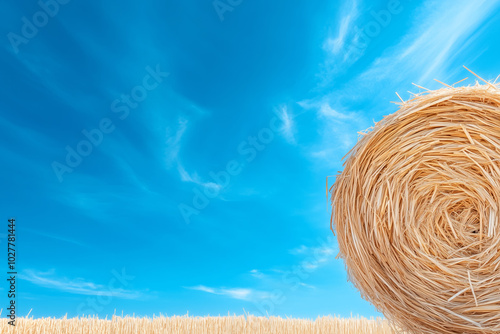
xmin=331 ymin=82 xmax=500 ymax=334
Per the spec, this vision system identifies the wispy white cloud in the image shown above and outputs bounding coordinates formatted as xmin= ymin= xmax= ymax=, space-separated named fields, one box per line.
xmin=321 ymin=0 xmax=363 ymax=76
xmin=288 ymin=245 xmax=308 ymax=255
xmin=298 ymin=99 xmax=364 ymax=163
xmin=318 ymin=102 xmax=356 ymax=121
xmin=249 ymin=269 xmax=265 ymax=279
xmin=324 ymin=1 xmax=358 ymax=57
xmin=327 ymin=15 xmax=355 ymax=55
xmin=166 ymin=117 xmax=222 ymax=190
xmin=299 ymin=100 xmax=356 ymax=122
xmin=276 ymin=105 xmax=296 ymax=144
xmin=177 ymin=163 xmax=221 ymax=190
xmin=299 ymin=282 xmax=316 ymax=289
xmin=19 ymin=269 xmax=144 ymax=299
xmin=244 ymin=238 xmax=336 ymax=293
xmin=357 ymin=0 xmax=500 ymax=86
xmin=188 ymin=285 xmax=216 ymax=294
xmin=186 ymin=285 xmax=270 ymax=301
xmin=222 ymin=288 xmax=253 ymax=300
xmin=165 ymin=117 xmax=188 ymax=166
xmin=24 ymin=228 xmax=88 ymax=247
xmin=288 ymin=239 xmax=337 ymax=267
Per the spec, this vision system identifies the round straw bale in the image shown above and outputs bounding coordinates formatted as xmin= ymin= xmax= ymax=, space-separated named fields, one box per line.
xmin=331 ymin=83 xmax=500 ymax=334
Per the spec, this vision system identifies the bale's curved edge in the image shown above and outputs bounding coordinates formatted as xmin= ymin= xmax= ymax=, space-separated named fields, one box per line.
xmin=330 ymin=83 xmax=500 ymax=334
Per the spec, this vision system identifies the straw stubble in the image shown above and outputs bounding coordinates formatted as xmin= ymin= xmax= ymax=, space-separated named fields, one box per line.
xmin=0 ymin=315 xmax=395 ymax=333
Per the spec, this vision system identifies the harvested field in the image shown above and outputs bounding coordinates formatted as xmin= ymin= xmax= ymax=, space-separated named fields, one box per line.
xmin=0 ymin=315 xmax=396 ymax=333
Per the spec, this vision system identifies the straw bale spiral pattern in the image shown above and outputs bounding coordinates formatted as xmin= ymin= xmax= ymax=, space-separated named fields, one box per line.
xmin=331 ymin=84 xmax=500 ymax=333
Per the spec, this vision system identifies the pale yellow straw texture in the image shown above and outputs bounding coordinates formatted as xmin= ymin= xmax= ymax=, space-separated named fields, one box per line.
xmin=331 ymin=82 xmax=500 ymax=334
xmin=0 ymin=315 xmax=394 ymax=333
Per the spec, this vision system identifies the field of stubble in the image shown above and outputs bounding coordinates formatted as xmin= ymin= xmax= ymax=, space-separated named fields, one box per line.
xmin=0 ymin=315 xmax=397 ymax=333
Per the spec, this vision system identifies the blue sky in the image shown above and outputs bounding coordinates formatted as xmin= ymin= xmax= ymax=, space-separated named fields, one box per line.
xmin=2 ymin=0 xmax=500 ymax=320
